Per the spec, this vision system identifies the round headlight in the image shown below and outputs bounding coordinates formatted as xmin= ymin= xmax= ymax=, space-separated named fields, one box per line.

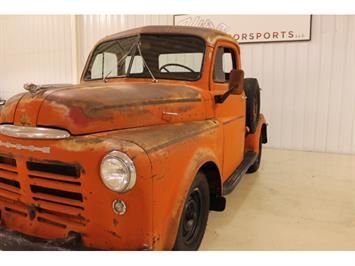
xmin=100 ymin=151 xmax=136 ymax=193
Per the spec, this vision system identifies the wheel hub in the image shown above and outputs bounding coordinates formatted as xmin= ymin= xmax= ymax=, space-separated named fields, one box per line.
xmin=182 ymin=189 xmax=202 ymax=243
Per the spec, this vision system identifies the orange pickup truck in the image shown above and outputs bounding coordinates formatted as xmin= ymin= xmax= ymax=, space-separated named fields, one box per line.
xmin=0 ymin=26 xmax=267 ymax=250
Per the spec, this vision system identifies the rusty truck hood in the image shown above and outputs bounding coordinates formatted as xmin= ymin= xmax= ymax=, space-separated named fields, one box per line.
xmin=0 ymin=83 xmax=206 ymax=135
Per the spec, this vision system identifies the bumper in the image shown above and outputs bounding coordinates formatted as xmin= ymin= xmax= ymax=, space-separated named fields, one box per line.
xmin=0 ymin=226 xmax=89 ymax=251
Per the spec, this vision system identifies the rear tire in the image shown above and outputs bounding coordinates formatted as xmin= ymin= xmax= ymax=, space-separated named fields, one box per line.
xmin=173 ymin=172 xmax=210 ymax=251
xmin=244 ymin=78 xmax=260 ymax=134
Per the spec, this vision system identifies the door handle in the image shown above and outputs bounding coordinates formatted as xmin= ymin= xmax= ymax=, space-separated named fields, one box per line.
xmin=162 ymin=111 xmax=178 ymax=122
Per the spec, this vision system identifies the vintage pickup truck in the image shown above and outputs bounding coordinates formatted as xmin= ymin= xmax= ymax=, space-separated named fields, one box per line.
xmin=0 ymin=26 xmax=267 ymax=250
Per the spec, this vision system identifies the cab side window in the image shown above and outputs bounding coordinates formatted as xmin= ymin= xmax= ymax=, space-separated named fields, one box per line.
xmin=213 ymin=47 xmax=237 ymax=83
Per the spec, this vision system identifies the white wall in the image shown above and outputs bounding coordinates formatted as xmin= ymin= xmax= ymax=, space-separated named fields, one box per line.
xmin=0 ymin=15 xmax=75 ymax=99
xmin=1 ymin=15 xmax=355 ymax=154
xmin=242 ymin=16 xmax=355 ymax=154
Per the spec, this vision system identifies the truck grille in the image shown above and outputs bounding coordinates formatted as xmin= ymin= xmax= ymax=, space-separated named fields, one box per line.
xmin=27 ymin=161 xmax=80 ymax=178
xmin=0 ymin=155 xmax=20 ymax=200
xmin=0 ymin=155 xmax=86 ymax=230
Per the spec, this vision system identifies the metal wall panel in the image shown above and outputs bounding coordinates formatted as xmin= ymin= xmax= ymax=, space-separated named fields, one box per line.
xmin=0 ymin=15 xmax=74 ymax=99
xmin=241 ymin=16 xmax=355 ymax=154
xmin=1 ymin=15 xmax=355 ymax=153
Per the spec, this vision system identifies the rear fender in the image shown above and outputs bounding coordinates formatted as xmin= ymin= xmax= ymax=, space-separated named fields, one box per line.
xmin=244 ymin=114 xmax=267 ymax=154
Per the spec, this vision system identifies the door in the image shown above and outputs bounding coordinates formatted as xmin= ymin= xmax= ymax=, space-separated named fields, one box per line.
xmin=210 ymin=42 xmax=246 ymax=181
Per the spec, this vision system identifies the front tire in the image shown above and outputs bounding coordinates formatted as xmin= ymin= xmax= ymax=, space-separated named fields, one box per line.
xmin=173 ymin=172 xmax=210 ymax=251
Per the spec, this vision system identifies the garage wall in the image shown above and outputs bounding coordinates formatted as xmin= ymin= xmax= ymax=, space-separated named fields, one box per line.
xmin=1 ymin=15 xmax=355 ymax=154
xmin=241 ymin=16 xmax=355 ymax=154
xmin=0 ymin=15 xmax=75 ymax=99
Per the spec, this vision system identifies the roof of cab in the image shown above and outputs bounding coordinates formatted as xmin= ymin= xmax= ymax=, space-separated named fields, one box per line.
xmin=99 ymin=25 xmax=238 ymax=47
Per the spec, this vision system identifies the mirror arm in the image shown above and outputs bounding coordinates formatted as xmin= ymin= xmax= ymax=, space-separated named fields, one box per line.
xmin=214 ymin=87 xmax=234 ymax=104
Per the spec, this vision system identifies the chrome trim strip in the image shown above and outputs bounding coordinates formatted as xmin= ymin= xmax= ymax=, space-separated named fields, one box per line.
xmin=0 ymin=125 xmax=70 ymax=140
xmin=0 ymin=140 xmax=50 ymax=154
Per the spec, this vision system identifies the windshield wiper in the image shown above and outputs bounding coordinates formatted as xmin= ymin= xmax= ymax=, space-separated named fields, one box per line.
xmin=136 ymin=39 xmax=157 ymax=83
xmin=103 ymin=36 xmax=157 ymax=83
xmin=103 ymin=37 xmax=139 ymax=82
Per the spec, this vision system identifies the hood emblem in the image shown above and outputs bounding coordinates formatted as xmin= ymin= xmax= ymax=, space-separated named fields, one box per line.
xmin=20 ymin=113 xmax=31 ymax=126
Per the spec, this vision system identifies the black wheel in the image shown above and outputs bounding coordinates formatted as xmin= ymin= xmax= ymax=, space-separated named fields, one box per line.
xmin=247 ymin=133 xmax=263 ymax=173
xmin=244 ymin=78 xmax=260 ymax=134
xmin=173 ymin=172 xmax=210 ymax=251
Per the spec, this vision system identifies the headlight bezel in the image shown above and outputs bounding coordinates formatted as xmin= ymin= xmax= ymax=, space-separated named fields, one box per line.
xmin=100 ymin=150 xmax=136 ymax=193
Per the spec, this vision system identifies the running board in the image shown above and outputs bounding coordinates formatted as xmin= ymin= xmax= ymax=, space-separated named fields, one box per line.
xmin=222 ymin=151 xmax=257 ymax=195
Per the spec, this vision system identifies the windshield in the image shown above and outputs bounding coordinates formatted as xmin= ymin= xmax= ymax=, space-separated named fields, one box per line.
xmin=84 ymin=34 xmax=205 ymax=81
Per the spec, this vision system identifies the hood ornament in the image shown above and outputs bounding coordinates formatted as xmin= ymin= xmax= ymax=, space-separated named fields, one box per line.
xmin=23 ymin=83 xmax=72 ymax=96
xmin=23 ymin=83 xmax=71 ymax=96
xmin=23 ymin=83 xmax=47 ymax=96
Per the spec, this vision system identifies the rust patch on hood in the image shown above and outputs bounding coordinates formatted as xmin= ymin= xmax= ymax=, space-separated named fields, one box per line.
xmin=36 ymin=83 xmax=205 ymax=135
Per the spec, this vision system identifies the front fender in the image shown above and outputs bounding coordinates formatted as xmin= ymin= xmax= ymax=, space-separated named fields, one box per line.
xmin=141 ymin=123 xmax=222 ymax=250
xmin=160 ymin=148 xmax=221 ymax=250
xmin=100 ymin=120 xmax=223 ymax=250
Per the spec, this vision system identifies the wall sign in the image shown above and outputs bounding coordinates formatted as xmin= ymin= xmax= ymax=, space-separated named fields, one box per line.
xmin=174 ymin=15 xmax=312 ymax=44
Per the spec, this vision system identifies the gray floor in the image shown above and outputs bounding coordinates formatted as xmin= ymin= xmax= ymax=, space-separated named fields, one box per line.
xmin=200 ymin=148 xmax=355 ymax=250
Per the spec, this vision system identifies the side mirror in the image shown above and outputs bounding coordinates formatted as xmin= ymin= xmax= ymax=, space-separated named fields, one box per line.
xmin=229 ymin=69 xmax=244 ymax=95
xmin=215 ymin=69 xmax=245 ymax=104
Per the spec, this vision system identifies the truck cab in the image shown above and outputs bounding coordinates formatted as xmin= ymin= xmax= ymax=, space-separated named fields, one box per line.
xmin=0 ymin=26 xmax=267 ymax=250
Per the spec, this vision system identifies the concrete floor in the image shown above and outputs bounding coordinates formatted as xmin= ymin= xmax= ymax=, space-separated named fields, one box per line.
xmin=200 ymin=148 xmax=355 ymax=250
